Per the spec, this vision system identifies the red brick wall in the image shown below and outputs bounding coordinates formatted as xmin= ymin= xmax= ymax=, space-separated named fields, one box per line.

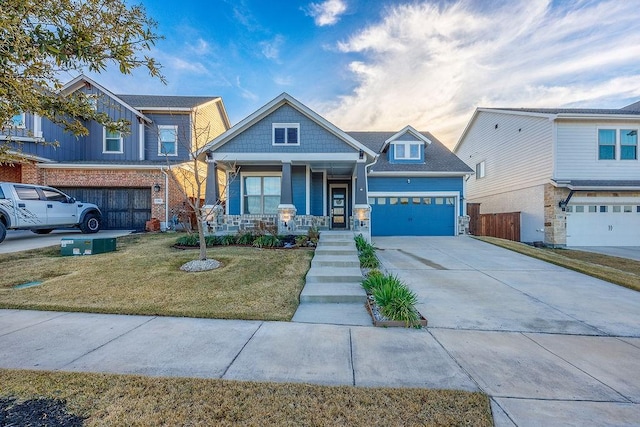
xmin=0 ymin=164 xmax=22 ymax=183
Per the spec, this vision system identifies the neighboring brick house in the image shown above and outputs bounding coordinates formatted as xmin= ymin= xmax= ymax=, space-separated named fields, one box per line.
xmin=202 ymin=93 xmax=472 ymax=240
xmin=454 ymin=103 xmax=640 ymax=247
xmin=1 ymin=75 xmax=230 ymax=230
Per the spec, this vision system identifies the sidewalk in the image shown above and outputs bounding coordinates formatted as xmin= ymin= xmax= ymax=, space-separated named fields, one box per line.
xmin=0 ymin=309 xmax=474 ymax=390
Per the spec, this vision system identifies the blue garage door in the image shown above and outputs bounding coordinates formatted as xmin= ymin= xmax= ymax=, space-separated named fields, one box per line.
xmin=371 ymin=196 xmax=456 ymax=236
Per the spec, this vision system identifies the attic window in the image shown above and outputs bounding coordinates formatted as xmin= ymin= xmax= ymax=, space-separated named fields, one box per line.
xmin=273 ymin=123 xmax=299 ymax=145
xmin=394 ymin=142 xmax=421 ymax=160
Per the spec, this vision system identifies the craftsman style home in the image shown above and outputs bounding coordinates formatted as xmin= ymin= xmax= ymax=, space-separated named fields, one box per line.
xmin=1 ymin=75 xmax=230 ymax=230
xmin=203 ymin=93 xmax=472 ymax=239
xmin=454 ymin=103 xmax=640 ymax=247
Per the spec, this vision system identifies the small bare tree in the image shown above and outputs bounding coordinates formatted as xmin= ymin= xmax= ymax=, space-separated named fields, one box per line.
xmin=155 ymin=106 xmax=236 ymax=262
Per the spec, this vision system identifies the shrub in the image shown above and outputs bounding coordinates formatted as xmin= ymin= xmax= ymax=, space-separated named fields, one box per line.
xmin=236 ymin=231 xmax=255 ymax=245
xmin=253 ymin=235 xmax=282 ymax=248
xmin=354 ymin=235 xmax=380 ymax=268
xmin=295 ymin=235 xmax=309 ymax=247
xmin=220 ymin=234 xmax=237 ymax=246
xmin=361 ymin=273 xmax=386 ymax=293
xmin=307 ymin=226 xmax=320 ymax=244
xmin=354 ymin=234 xmax=368 ymax=252
xmin=175 ymin=234 xmax=199 ymax=247
xmin=372 ymin=279 xmax=420 ymax=327
xmin=205 ymin=235 xmax=222 ymax=246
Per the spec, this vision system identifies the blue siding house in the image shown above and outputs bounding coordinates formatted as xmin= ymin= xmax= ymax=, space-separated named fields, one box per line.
xmin=1 ymin=75 xmax=230 ymax=230
xmin=203 ymin=94 xmax=472 ymax=239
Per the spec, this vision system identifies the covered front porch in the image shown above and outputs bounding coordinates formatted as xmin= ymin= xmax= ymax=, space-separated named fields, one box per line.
xmin=204 ymin=157 xmax=371 ymax=237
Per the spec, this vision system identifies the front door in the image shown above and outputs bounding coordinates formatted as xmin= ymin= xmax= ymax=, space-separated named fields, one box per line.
xmin=331 ymin=187 xmax=347 ymax=229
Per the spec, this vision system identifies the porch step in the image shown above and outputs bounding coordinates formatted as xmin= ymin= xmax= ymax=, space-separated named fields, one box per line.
xmin=314 ymin=246 xmax=357 ymax=256
xmin=299 ymin=282 xmax=367 ymax=304
xmin=291 ymin=303 xmax=372 ymax=326
xmin=311 ymin=254 xmax=360 ymax=268
xmin=305 ymin=266 xmax=363 ymax=283
xmin=320 ymin=232 xmax=355 ymax=241
xmin=319 ymin=240 xmax=356 ymax=247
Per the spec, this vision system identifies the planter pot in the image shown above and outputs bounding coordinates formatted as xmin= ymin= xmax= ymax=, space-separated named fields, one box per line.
xmin=366 ymin=299 xmax=428 ymax=328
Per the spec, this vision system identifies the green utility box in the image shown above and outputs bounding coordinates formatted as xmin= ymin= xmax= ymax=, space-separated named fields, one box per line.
xmin=61 ymin=237 xmax=116 ymax=256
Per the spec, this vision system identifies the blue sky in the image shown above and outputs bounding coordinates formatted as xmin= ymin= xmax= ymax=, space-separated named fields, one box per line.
xmin=81 ymin=0 xmax=640 ymax=148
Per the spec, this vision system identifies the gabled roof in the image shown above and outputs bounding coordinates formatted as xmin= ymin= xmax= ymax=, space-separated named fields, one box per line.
xmin=622 ymin=100 xmax=640 ymax=111
xmin=348 ymin=131 xmax=473 ymax=174
xmin=489 ymin=107 xmax=640 ymax=115
xmin=61 ymin=75 xmax=151 ymax=123
xmin=116 ymin=94 xmax=220 ymax=110
xmin=552 ymin=179 xmax=640 ymax=190
xmin=202 ymin=93 xmax=377 ymax=159
xmin=379 ymin=125 xmax=432 ymax=152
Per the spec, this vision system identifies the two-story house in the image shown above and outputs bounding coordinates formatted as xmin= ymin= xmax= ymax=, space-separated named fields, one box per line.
xmin=1 ymin=75 xmax=230 ymax=230
xmin=202 ymin=93 xmax=473 ymax=239
xmin=454 ymin=103 xmax=640 ymax=247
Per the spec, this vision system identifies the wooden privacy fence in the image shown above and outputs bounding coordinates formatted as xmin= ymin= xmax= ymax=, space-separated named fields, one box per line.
xmin=467 ymin=204 xmax=521 ymax=241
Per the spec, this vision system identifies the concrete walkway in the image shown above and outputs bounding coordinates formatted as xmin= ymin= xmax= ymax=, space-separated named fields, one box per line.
xmin=292 ymin=231 xmax=370 ymax=325
xmin=1 ymin=236 xmax=639 ymax=426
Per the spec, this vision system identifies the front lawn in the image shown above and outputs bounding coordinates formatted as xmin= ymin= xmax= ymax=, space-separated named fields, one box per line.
xmin=0 ymin=369 xmax=493 ymax=426
xmin=0 ymin=234 xmax=313 ymax=321
xmin=475 ymin=236 xmax=640 ymax=292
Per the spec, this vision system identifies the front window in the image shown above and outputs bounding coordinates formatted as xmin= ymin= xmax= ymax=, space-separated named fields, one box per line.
xmin=14 ymin=186 xmax=40 ymax=200
xmin=598 ymin=129 xmax=616 ymax=160
xmin=104 ymin=128 xmax=123 ymax=153
xmin=394 ymin=142 xmax=421 ymax=160
xmin=244 ymin=176 xmax=281 ymax=214
xmin=158 ymin=125 xmax=178 ymax=156
xmin=42 ymin=188 xmax=69 ymax=203
xmin=621 ymin=129 xmax=637 ymax=160
xmin=273 ymin=123 xmax=299 ymax=145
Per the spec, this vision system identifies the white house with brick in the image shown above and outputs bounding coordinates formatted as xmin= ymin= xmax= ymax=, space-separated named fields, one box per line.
xmin=454 ymin=103 xmax=640 ymax=247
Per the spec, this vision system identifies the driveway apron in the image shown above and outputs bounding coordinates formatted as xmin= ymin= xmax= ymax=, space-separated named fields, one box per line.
xmin=374 ymin=236 xmax=640 ymax=427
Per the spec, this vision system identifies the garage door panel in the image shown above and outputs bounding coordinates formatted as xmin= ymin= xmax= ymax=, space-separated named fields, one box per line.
xmin=566 ymin=203 xmax=640 ymax=246
xmin=59 ymin=187 xmax=151 ymax=231
xmin=371 ymin=196 xmax=455 ymax=236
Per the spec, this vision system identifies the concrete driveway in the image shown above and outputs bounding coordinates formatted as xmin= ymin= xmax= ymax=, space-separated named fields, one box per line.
xmin=374 ymin=236 xmax=640 ymax=426
xmin=0 ymin=229 xmax=133 ymax=254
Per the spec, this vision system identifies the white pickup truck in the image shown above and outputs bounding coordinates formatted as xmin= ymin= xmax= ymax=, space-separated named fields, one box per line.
xmin=0 ymin=182 xmax=102 ymax=243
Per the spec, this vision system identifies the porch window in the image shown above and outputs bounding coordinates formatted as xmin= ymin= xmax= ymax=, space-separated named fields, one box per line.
xmin=273 ymin=123 xmax=299 ymax=145
xmin=244 ymin=176 xmax=281 ymax=214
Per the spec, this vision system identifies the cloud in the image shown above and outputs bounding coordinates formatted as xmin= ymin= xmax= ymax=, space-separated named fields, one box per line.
xmin=260 ymin=35 xmax=285 ymax=61
xmin=323 ymin=0 xmax=640 ymax=147
xmin=274 ymin=75 xmax=294 ymax=86
xmin=187 ymin=38 xmax=211 ymax=56
xmin=236 ymin=76 xmax=259 ymax=101
xmin=307 ymin=0 xmax=347 ymax=26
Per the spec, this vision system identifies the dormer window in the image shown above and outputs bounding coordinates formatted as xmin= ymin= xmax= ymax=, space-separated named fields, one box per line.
xmin=394 ymin=142 xmax=421 ymax=160
xmin=273 ymin=123 xmax=299 ymax=145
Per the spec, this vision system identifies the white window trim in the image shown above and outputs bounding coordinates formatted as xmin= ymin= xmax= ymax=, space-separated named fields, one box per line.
xmin=476 ymin=160 xmax=486 ymax=179
xmin=158 ymin=125 xmax=179 ymax=156
xmin=393 ymin=141 xmax=422 ymax=160
xmin=597 ymin=126 xmax=639 ymax=161
xmin=272 ymin=123 xmax=300 ymax=146
xmin=103 ymin=127 xmax=123 ymax=154
xmin=240 ymin=172 xmax=282 ymax=215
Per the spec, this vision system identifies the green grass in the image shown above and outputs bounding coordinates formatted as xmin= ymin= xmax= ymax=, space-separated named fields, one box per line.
xmin=475 ymin=236 xmax=640 ymax=292
xmin=0 ymin=234 xmax=313 ymax=321
xmin=0 ymin=369 xmax=493 ymax=426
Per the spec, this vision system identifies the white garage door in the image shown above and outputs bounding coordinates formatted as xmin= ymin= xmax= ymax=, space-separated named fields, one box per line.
xmin=566 ymin=203 xmax=640 ymax=246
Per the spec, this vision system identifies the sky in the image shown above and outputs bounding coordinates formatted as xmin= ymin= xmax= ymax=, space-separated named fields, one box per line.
xmin=82 ymin=0 xmax=640 ymax=148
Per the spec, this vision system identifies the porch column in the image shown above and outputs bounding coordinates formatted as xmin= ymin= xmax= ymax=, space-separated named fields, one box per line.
xmin=278 ymin=161 xmax=297 ymax=234
xmin=204 ymin=160 xmax=222 ymax=233
xmin=205 ymin=160 xmax=219 ymax=205
xmin=353 ymin=161 xmax=371 ymax=241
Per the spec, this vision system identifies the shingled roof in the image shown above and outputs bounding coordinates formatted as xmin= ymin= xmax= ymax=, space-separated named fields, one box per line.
xmin=489 ymin=107 xmax=640 ymax=115
xmin=116 ymin=94 xmax=220 ymax=109
xmin=347 ymin=131 xmax=473 ymax=173
xmin=621 ymin=100 xmax=640 ymax=111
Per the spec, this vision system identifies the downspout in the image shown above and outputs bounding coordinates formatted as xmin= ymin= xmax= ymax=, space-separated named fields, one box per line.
xmin=161 ymin=167 xmax=170 ymax=229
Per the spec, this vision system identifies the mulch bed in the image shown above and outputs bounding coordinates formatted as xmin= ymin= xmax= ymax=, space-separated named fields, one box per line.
xmin=0 ymin=397 xmax=84 ymax=427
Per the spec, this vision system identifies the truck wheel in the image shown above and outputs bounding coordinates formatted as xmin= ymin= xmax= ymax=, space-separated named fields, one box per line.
xmin=0 ymin=222 xmax=6 ymax=243
xmin=80 ymin=213 xmax=101 ymax=234
xmin=32 ymin=229 xmax=54 ymax=235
